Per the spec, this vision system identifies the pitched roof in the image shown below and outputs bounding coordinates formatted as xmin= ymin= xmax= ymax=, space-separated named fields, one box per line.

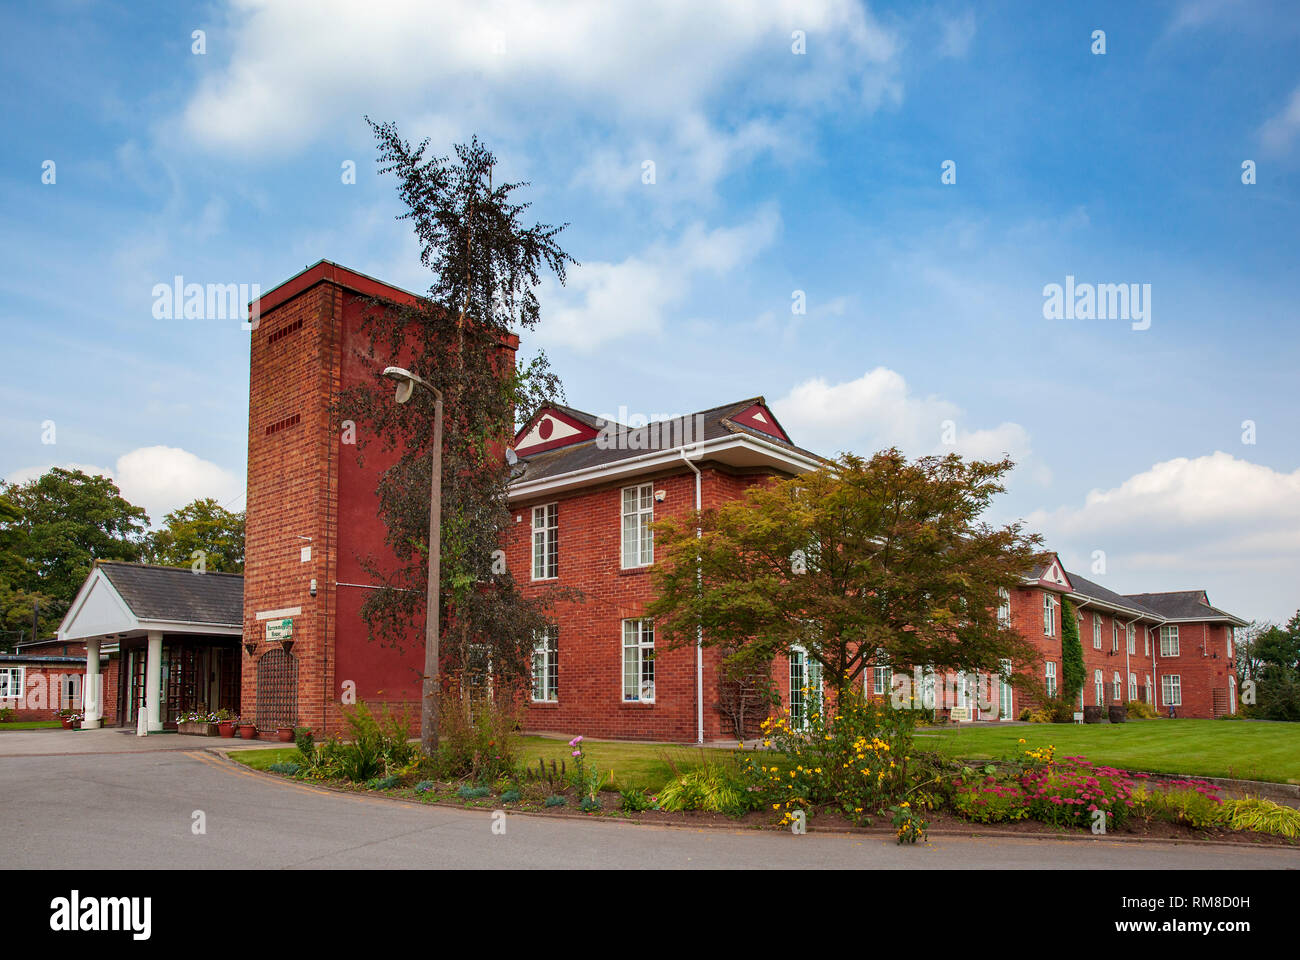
xmin=1065 ymin=571 xmax=1164 ymax=619
xmin=511 ymin=397 xmax=823 ymax=486
xmin=96 ymin=562 xmax=243 ymax=626
xmin=1121 ymin=590 xmax=1245 ymax=624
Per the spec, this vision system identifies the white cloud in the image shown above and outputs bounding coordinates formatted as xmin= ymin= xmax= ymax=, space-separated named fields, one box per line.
xmin=1260 ymin=85 xmax=1300 ymax=152
xmin=937 ymin=10 xmax=976 ymax=59
xmin=6 ymin=446 xmax=243 ymax=526
xmin=1026 ymin=452 xmax=1300 ymax=622
xmin=539 ymin=205 xmax=781 ymax=351
xmin=771 ymin=367 xmax=1045 ymax=480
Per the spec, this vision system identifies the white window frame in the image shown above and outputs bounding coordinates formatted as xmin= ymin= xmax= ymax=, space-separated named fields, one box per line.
xmin=1045 ymin=660 xmax=1057 ymax=699
xmin=1111 ymin=621 xmax=1118 ymax=652
xmin=1225 ymin=626 xmax=1234 ymax=659
xmin=1092 ymin=613 xmax=1101 ymax=650
xmin=531 ymin=626 xmax=558 ymax=702
xmin=1160 ymin=625 xmax=1180 ymax=657
xmin=1161 ymin=673 xmax=1182 ymax=707
xmin=1042 ymin=592 xmax=1055 ymax=637
xmin=622 ymin=619 xmax=655 ymax=702
xmin=998 ymin=659 xmax=1014 ymax=720
xmin=1126 ymin=623 xmax=1135 ymax=655
xmin=1128 ymin=672 xmax=1137 ymax=702
xmin=0 ymin=666 xmax=23 ymax=700
xmin=531 ymin=503 xmax=558 ymax=581
xmin=1112 ymin=671 xmax=1122 ymax=702
xmin=1229 ymin=677 xmax=1236 ymax=714
xmin=872 ymin=663 xmax=892 ymax=697
xmin=1144 ymin=628 xmax=1150 ymax=656
xmin=996 ymin=588 xmax=1011 ymax=629
xmin=790 ymin=646 xmax=823 ymax=729
xmin=621 ymin=483 xmax=654 ymax=569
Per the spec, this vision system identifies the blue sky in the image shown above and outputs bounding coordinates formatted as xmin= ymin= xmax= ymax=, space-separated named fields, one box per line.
xmin=2 ymin=0 xmax=1299 ymax=622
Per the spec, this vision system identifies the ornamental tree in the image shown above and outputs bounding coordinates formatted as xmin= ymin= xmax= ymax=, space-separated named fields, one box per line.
xmin=146 ymin=498 xmax=245 ymax=573
xmin=1060 ymin=597 xmax=1085 ymax=704
xmin=338 ymin=123 xmax=575 ymax=735
xmin=645 ymin=449 xmax=1045 ymax=702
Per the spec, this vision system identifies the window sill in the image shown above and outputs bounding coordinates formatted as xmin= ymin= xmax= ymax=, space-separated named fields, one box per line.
xmin=619 ymin=700 xmax=656 ymax=708
xmin=529 ymin=699 xmax=560 ymax=708
xmin=618 ymin=566 xmax=652 ymax=577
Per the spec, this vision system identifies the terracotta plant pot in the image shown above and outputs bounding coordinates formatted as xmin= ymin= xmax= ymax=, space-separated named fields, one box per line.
xmin=218 ymin=721 xmax=236 ymax=738
xmin=60 ymin=717 xmax=73 ymax=729
xmin=238 ymin=724 xmax=258 ymax=739
xmin=275 ymin=727 xmax=294 ymax=742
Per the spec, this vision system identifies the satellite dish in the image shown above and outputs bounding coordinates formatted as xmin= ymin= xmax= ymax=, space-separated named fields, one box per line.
xmin=505 ymin=448 xmax=518 ymax=465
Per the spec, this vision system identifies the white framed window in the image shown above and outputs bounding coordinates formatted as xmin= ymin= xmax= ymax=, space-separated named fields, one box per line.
xmin=531 ymin=503 xmax=558 ymax=580
xmin=60 ymin=673 xmax=81 ymax=710
xmin=1112 ymin=671 xmax=1122 ymax=702
xmin=1042 ymin=592 xmax=1055 ymax=637
xmin=1045 ymin=661 xmax=1057 ymax=699
xmin=997 ymin=588 xmax=1011 ymax=629
xmin=531 ymin=626 xmax=558 ymax=702
xmin=998 ymin=659 xmax=1014 ymax=720
xmin=0 ymin=667 xmax=23 ymax=700
xmin=1160 ymin=625 xmax=1180 ymax=657
xmin=1144 ymin=628 xmax=1150 ymax=656
xmin=621 ymin=484 xmax=654 ymax=568
xmin=1225 ymin=626 xmax=1234 ymax=659
xmin=1111 ymin=621 xmax=1118 ymax=652
xmin=1092 ymin=613 xmax=1101 ymax=649
xmin=1126 ymin=623 xmax=1135 ymax=655
xmin=1128 ymin=672 xmax=1138 ymax=701
xmin=1229 ymin=677 xmax=1237 ymax=714
xmin=1161 ymin=674 xmax=1182 ymax=707
xmin=1145 ymin=675 xmax=1152 ymax=702
xmin=622 ymin=619 xmax=655 ymax=702
xmin=790 ymin=647 xmax=823 ymax=729
xmin=872 ymin=663 xmax=892 ymax=697
xmin=1094 ymin=669 xmax=1104 ymax=706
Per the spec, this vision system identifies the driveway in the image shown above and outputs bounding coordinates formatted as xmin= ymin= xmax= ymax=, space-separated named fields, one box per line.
xmin=1 ymin=742 xmax=1297 ymax=869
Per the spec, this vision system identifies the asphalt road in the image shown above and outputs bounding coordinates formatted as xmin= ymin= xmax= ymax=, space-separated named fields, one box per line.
xmin=3 ymin=741 xmax=1298 ymax=869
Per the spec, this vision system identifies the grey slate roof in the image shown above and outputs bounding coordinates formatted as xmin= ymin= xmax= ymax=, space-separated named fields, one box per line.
xmin=512 ymin=397 xmax=822 ymax=485
xmin=1065 ymin=571 xmax=1165 ymax=619
xmin=96 ymin=562 xmax=243 ymax=627
xmin=1122 ymin=590 xmax=1244 ymax=623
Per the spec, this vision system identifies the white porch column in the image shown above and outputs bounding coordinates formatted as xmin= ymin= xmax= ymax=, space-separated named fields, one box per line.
xmin=146 ymin=630 xmax=163 ymax=732
xmin=82 ymin=638 xmax=101 ymax=729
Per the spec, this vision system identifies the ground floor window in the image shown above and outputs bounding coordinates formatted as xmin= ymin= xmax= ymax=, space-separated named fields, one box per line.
xmin=1161 ymin=674 xmax=1182 ymax=707
xmin=871 ymin=663 xmax=891 ymax=697
xmin=998 ymin=659 xmax=1013 ymax=719
xmin=622 ymin=619 xmax=655 ymax=702
xmin=531 ymin=626 xmax=558 ymax=702
xmin=1094 ymin=669 xmax=1103 ymax=706
xmin=1128 ymin=672 xmax=1137 ymax=702
xmin=1229 ymin=678 xmax=1237 ymax=714
xmin=790 ymin=648 xmax=823 ymax=729
xmin=0 ymin=667 xmax=23 ymax=700
xmin=1044 ymin=661 xmax=1057 ymax=699
xmin=1112 ymin=671 xmax=1122 ymax=702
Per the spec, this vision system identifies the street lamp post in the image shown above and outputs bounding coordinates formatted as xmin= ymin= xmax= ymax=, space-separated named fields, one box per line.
xmin=383 ymin=366 xmax=444 ymax=756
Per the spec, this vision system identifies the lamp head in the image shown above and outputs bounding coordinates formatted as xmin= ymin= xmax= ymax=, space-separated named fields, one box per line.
xmin=382 ymin=366 xmax=416 ymax=404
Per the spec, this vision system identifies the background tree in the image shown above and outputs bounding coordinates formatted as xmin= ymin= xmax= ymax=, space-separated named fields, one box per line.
xmin=1060 ymin=597 xmax=1085 ymax=705
xmin=0 ymin=468 xmax=148 ymax=636
xmin=146 ymin=497 xmax=245 ymax=572
xmin=1234 ymin=619 xmax=1274 ymax=681
xmin=339 ymin=124 xmax=575 ymax=722
xmin=646 ymin=449 xmax=1045 ymax=702
xmin=1246 ymin=613 xmax=1300 ymax=721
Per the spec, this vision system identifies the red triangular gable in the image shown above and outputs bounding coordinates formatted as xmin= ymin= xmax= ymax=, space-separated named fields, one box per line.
xmin=730 ymin=403 xmax=790 ymax=443
xmin=513 ymin=408 xmax=599 ymax=456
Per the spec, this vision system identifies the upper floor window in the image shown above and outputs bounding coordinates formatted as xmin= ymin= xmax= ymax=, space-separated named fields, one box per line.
xmin=621 ymin=484 xmax=654 ymax=568
xmin=997 ymin=588 xmax=1011 ymax=628
xmin=531 ymin=503 xmax=558 ymax=580
xmin=1225 ymin=626 xmax=1234 ymax=659
xmin=1111 ymin=621 xmax=1119 ymax=652
xmin=1160 ymin=625 xmax=1180 ymax=657
xmin=1042 ymin=592 xmax=1056 ymax=637
xmin=1126 ymin=623 xmax=1135 ymax=655
xmin=1092 ymin=613 xmax=1101 ymax=649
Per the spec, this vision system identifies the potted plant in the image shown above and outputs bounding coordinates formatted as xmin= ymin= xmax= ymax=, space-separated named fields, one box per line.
xmin=215 ymin=708 xmax=237 ymax=738
xmin=177 ymin=710 xmax=221 ymax=736
xmin=275 ymin=721 xmax=296 ymax=743
xmin=69 ymin=712 xmax=84 ymax=730
xmin=58 ymin=708 xmax=76 ymax=729
xmin=237 ymin=717 xmax=258 ymax=739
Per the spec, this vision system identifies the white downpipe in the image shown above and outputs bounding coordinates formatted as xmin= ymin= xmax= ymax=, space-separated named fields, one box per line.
xmin=679 ymin=448 xmax=704 ymax=745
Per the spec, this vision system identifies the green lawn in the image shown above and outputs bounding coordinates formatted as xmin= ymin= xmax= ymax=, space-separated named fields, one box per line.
xmin=0 ymin=720 xmax=62 ymax=730
xmin=921 ymin=719 xmax=1300 ymax=784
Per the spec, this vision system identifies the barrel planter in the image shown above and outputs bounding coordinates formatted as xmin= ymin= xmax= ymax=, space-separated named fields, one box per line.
xmin=1083 ymin=706 xmax=1104 ymax=724
xmin=60 ymin=717 xmax=74 ymax=729
xmin=218 ymin=721 xmax=236 ymax=738
xmin=1107 ymin=705 xmax=1127 ymax=723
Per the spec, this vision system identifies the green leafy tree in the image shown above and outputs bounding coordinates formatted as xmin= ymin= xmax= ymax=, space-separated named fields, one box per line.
xmin=146 ymin=497 xmax=245 ymax=572
xmin=1060 ymin=597 xmax=1085 ymax=705
xmin=646 ymin=449 xmax=1045 ymax=702
xmin=1248 ymin=614 xmax=1300 ymax=721
xmin=0 ymin=468 xmax=148 ymax=630
xmin=338 ymin=124 xmax=576 ymax=732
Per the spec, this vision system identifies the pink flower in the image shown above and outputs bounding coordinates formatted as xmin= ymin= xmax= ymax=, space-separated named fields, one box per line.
xmin=569 ymin=736 xmax=584 ymax=746
xmin=571 ymin=750 xmax=581 ymax=757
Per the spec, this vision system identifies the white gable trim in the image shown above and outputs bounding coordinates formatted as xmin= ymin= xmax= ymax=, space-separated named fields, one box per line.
xmin=58 ymin=567 xmax=139 ymax=642
xmin=516 ymin=413 xmax=583 ymax=452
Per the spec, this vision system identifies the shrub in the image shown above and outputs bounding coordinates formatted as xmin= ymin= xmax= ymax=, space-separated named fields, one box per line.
xmin=435 ymin=689 xmax=522 ymax=784
xmin=657 ymin=761 xmax=752 ymax=816
xmin=1021 ymin=758 xmax=1135 ymax=830
xmin=1225 ymin=797 xmax=1300 ymax=838
xmin=268 ymin=761 xmax=301 ymax=776
xmin=1126 ymin=700 xmax=1159 ymax=720
xmin=415 ymin=780 xmax=435 ymax=793
xmin=952 ymin=776 xmax=1031 ymax=823
xmin=544 ymin=794 xmax=566 ymax=808
xmin=1131 ymin=783 xmax=1226 ymax=830
xmin=620 ymin=787 xmax=656 ymax=812
xmin=457 ymin=784 xmax=491 ymax=800
xmin=740 ymin=687 xmax=919 ymax=823
xmin=500 ymin=788 xmax=521 ymax=803
xmin=0 ymin=707 xmax=15 ymax=723
xmin=366 ymin=773 xmax=401 ymax=790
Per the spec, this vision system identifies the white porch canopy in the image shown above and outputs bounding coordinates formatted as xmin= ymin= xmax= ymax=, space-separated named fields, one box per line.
xmin=58 ymin=562 xmax=242 ymax=731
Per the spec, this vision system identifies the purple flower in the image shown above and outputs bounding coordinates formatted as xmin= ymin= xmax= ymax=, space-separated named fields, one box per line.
xmin=572 ymin=750 xmax=581 ymax=757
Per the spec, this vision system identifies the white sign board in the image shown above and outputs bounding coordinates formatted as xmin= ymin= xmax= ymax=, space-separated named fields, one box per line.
xmin=265 ymin=618 xmax=293 ymax=642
